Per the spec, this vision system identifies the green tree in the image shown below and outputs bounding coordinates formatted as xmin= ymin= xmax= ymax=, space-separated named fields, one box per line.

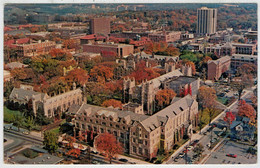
xmin=26 ymin=116 xmax=35 ymax=133
xmin=43 ymin=131 xmax=58 ymax=153
xmin=13 ymin=114 xmax=23 ymax=132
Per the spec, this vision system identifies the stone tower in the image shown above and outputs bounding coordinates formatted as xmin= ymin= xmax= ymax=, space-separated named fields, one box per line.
xmin=123 ymin=77 xmax=135 ymax=103
xmin=181 ymin=65 xmax=192 ymax=76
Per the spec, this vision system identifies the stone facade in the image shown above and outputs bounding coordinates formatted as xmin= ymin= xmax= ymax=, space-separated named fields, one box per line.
xmin=9 ymin=85 xmax=83 ymax=118
xmin=123 ymin=70 xmax=183 ymax=115
xmin=73 ymin=94 xmax=198 ymax=159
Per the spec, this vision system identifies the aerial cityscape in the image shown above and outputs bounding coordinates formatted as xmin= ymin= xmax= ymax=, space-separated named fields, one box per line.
xmin=3 ymin=3 xmax=257 ymax=165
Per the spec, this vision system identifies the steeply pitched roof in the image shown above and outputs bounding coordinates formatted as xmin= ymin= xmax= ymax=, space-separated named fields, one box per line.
xmin=75 ymin=104 xmax=149 ymax=124
xmin=140 ymin=95 xmax=196 ymax=132
xmin=9 ymin=88 xmax=44 ymax=102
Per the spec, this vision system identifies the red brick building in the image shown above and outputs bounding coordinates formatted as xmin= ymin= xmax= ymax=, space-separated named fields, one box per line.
xmin=82 ymin=43 xmax=134 ymax=58
xmin=148 ymin=31 xmax=181 ymax=43
xmin=90 ymin=18 xmax=111 ymax=36
xmin=207 ymin=56 xmax=231 ymax=80
xmin=16 ymin=40 xmax=56 ymax=57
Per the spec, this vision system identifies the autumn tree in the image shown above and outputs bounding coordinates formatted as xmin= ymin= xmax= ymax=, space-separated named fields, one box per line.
xmin=238 ymin=100 xmax=256 ymax=125
xmin=10 ymin=68 xmax=27 ymax=81
xmin=198 ymin=86 xmax=217 ymax=125
xmin=66 ymin=148 xmax=81 ymax=158
xmin=95 ymin=133 xmax=123 ymax=164
xmin=66 ymin=68 xmax=89 ymax=86
xmin=90 ymin=65 xmax=113 ymax=83
xmin=155 ymin=89 xmax=176 ymax=109
xmin=102 ymin=99 xmax=122 ymax=109
xmin=223 ymin=111 xmax=236 ymax=130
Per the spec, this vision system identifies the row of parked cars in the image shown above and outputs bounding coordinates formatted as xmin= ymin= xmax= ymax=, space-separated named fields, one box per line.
xmin=173 ymin=140 xmax=199 ymax=162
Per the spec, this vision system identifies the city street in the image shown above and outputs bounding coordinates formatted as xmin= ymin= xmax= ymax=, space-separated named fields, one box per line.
xmin=165 ymin=86 xmax=256 ymax=164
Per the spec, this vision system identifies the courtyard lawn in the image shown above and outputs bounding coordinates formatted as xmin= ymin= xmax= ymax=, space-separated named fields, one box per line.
xmin=4 ymin=106 xmax=22 ymax=123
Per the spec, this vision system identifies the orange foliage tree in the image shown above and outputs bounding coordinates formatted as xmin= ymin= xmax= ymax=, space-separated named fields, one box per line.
xmin=198 ymin=86 xmax=217 ymax=125
xmin=66 ymin=68 xmax=89 ymax=86
xmin=66 ymin=148 xmax=81 ymax=158
xmin=90 ymin=65 xmax=113 ymax=83
xmin=101 ymin=99 xmax=122 ymax=109
xmin=155 ymin=89 xmax=176 ymax=109
xmin=129 ymin=60 xmax=160 ymax=84
xmin=49 ymin=48 xmax=72 ymax=60
xmin=238 ymin=100 xmax=256 ymax=124
xmin=95 ymin=133 xmax=123 ymax=164
xmin=223 ymin=111 xmax=236 ymax=128
xmin=10 ymin=68 xmax=27 ymax=80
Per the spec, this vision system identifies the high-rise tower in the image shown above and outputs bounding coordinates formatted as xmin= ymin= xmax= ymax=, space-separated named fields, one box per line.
xmin=89 ymin=17 xmax=110 ymax=36
xmin=197 ymin=7 xmax=217 ymax=35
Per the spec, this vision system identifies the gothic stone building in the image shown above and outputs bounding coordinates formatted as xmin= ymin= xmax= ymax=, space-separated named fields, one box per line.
xmin=123 ymin=70 xmax=183 ymax=115
xmin=9 ymin=85 xmax=83 ymax=118
xmin=73 ymin=94 xmax=198 ymax=159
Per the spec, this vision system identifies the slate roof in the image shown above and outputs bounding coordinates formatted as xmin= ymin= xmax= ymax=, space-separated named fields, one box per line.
xmin=140 ymin=95 xmax=195 ymax=132
xmin=6 ymin=62 xmax=28 ymax=70
xmin=9 ymin=88 xmax=45 ymax=102
xmin=208 ymin=56 xmax=231 ymax=65
xmin=137 ymin=70 xmax=183 ymax=88
xmin=75 ymin=104 xmax=149 ymax=124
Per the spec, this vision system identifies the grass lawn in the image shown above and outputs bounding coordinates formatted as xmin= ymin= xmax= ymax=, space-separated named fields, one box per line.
xmin=4 ymin=106 xmax=22 ymax=123
xmin=217 ymin=97 xmax=228 ymax=105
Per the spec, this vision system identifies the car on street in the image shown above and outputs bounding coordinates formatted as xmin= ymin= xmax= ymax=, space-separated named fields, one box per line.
xmin=91 ymin=150 xmax=99 ymax=154
xmin=187 ymin=146 xmax=193 ymax=150
xmin=226 ymin=154 xmax=237 ymax=158
xmin=91 ymin=160 xmax=100 ymax=164
xmin=183 ymin=149 xmax=189 ymax=153
xmin=119 ymin=158 xmax=128 ymax=162
xmin=179 ymin=153 xmax=185 ymax=158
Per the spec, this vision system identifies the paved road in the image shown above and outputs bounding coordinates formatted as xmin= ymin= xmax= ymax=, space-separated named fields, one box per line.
xmin=166 ymin=87 xmax=254 ymax=164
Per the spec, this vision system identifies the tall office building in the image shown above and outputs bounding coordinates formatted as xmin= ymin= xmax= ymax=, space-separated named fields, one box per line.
xmin=197 ymin=7 xmax=217 ymax=35
xmin=89 ymin=17 xmax=111 ymax=36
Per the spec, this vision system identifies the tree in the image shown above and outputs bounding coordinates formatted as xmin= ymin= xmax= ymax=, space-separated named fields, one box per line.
xmin=231 ymin=74 xmax=253 ymax=100
xmin=223 ymin=111 xmax=236 ymax=130
xmin=10 ymin=68 xmax=27 ymax=81
xmin=101 ymin=99 xmax=122 ymax=109
xmin=90 ymin=65 xmax=114 ymax=83
xmin=4 ymin=80 xmax=14 ymax=98
xmin=155 ymin=89 xmax=176 ymax=109
xmin=95 ymin=133 xmax=123 ymax=164
xmin=26 ymin=116 xmax=35 ymax=133
xmin=66 ymin=68 xmax=89 ymax=86
xmin=13 ymin=114 xmax=23 ymax=132
xmin=238 ymin=100 xmax=256 ymax=124
xmin=66 ymin=148 xmax=81 ymax=158
xmin=43 ymin=131 xmax=58 ymax=153
xmin=193 ymin=143 xmax=204 ymax=157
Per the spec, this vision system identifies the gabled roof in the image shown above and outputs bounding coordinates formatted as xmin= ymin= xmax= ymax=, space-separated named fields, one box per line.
xmin=9 ymin=88 xmax=45 ymax=102
xmin=75 ymin=104 xmax=149 ymax=124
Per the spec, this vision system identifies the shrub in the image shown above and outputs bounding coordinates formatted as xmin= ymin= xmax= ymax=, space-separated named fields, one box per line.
xmin=22 ymin=149 xmax=39 ymax=159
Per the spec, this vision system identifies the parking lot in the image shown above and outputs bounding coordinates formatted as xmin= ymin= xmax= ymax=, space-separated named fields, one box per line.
xmin=205 ymin=140 xmax=257 ymax=164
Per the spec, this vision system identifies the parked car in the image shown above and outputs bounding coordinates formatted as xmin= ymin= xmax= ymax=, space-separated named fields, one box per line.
xmin=119 ymin=158 xmax=128 ymax=162
xmin=187 ymin=146 xmax=193 ymax=150
xmin=226 ymin=154 xmax=237 ymax=158
xmin=179 ymin=153 xmax=185 ymax=158
xmin=183 ymin=149 xmax=189 ymax=153
xmin=91 ymin=160 xmax=100 ymax=164
xmin=91 ymin=150 xmax=99 ymax=154
xmin=129 ymin=162 xmax=136 ymax=164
